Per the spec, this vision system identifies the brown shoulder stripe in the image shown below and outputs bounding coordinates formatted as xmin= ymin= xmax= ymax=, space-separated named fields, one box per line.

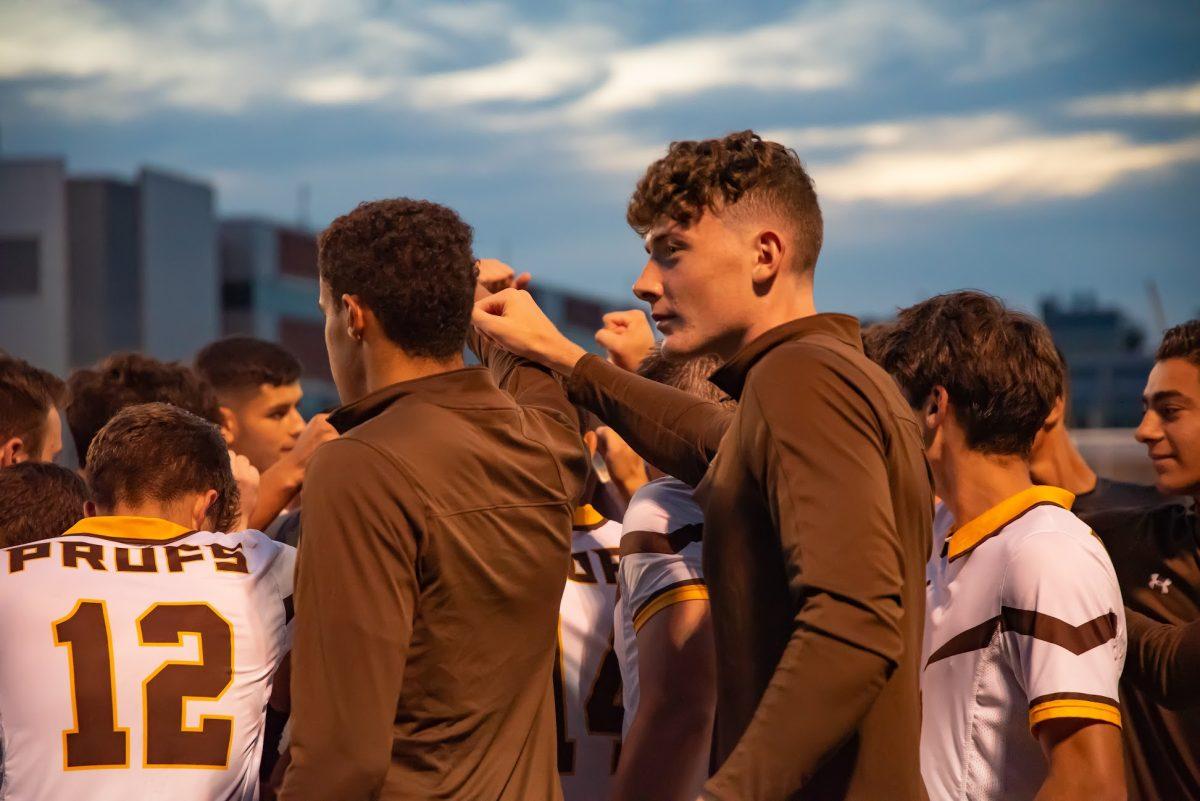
xmin=926 ymin=607 xmax=1118 ymax=667
xmin=66 ymin=530 xmax=198 ymax=546
xmin=1028 ymin=691 xmax=1119 ymax=709
xmin=620 ymin=524 xmax=703 ymax=557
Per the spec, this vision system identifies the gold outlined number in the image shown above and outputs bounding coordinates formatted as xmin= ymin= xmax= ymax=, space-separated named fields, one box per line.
xmin=553 ymin=634 xmax=624 ymax=775
xmin=54 ymin=601 xmax=234 ymax=770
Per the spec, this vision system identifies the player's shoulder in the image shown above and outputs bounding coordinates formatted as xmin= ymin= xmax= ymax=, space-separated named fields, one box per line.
xmin=999 ymin=507 xmax=1120 ymax=599
xmin=1001 ymin=505 xmax=1105 ymax=562
xmin=184 ymin=528 xmax=296 ymax=574
xmin=624 ymin=477 xmax=702 ymax=535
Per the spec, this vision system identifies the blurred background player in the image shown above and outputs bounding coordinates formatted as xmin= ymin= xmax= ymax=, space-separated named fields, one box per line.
xmin=65 ymin=352 xmax=224 ymax=469
xmin=611 ymin=346 xmax=723 ymax=801
xmin=0 ymin=462 xmax=89 ymax=547
xmin=0 ymin=353 xmax=66 ymax=467
xmin=1086 ymin=319 xmax=1200 ymax=801
xmin=871 ymin=291 xmax=1126 ymax=801
xmin=195 ymin=336 xmax=337 ymax=538
xmin=279 ymin=201 xmax=589 ymax=801
xmin=0 ymin=402 xmax=293 ymax=801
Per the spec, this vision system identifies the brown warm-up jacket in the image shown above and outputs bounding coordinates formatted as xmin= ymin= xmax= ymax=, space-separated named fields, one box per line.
xmin=567 ymin=314 xmax=933 ymax=801
xmin=278 ymin=339 xmax=587 ymax=801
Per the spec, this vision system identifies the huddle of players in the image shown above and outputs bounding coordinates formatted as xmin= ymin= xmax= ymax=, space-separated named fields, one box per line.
xmin=0 ymin=128 xmax=1197 ymax=801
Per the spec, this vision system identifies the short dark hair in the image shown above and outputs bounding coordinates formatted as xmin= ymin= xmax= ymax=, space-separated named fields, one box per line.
xmin=869 ymin=291 xmax=1063 ymax=458
xmin=86 ymin=402 xmax=239 ymax=532
xmin=66 ymin=353 xmax=224 ymax=467
xmin=0 ymin=462 xmax=89 ymax=547
xmin=318 ymin=198 xmax=476 ymax=360
xmin=627 ymin=130 xmax=824 ymax=274
xmin=637 ymin=345 xmax=733 ymax=409
xmin=0 ymin=354 xmax=65 ymax=457
xmin=1156 ymin=320 xmax=1200 ymax=367
xmin=195 ymin=336 xmax=302 ymax=395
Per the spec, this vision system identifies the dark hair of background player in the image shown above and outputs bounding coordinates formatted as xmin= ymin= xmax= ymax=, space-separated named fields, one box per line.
xmin=86 ymin=402 xmax=239 ymax=532
xmin=195 ymin=336 xmax=303 ymax=393
xmin=626 ymin=129 xmax=824 ymax=275
xmin=66 ymin=352 xmax=224 ymax=467
xmin=318 ymin=198 xmax=477 ymax=360
xmin=636 ymin=345 xmax=734 ymax=409
xmin=0 ymin=353 xmax=66 ymax=457
xmin=868 ymin=290 xmax=1064 ymax=458
xmin=0 ymin=462 xmax=90 ymax=548
xmin=1156 ymin=319 xmax=1200 ymax=366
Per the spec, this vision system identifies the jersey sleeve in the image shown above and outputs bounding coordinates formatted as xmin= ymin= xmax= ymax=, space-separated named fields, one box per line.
xmin=620 ymin=551 xmax=707 ymax=633
xmin=1000 ymin=530 xmax=1127 ymax=732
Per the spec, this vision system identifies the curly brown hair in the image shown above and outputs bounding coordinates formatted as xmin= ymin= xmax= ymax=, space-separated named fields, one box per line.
xmin=869 ymin=291 xmax=1063 ymax=458
xmin=627 ymin=130 xmax=824 ymax=273
xmin=87 ymin=402 xmax=240 ymax=532
xmin=318 ymin=198 xmax=477 ymax=360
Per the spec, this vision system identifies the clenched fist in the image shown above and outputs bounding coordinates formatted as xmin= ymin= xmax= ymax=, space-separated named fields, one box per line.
xmin=475 ymin=258 xmax=531 ymax=300
xmin=596 ymin=310 xmax=656 ymax=373
xmin=472 ymin=288 xmax=588 ymax=375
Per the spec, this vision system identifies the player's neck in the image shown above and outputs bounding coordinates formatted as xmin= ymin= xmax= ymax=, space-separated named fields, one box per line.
xmin=738 ymin=278 xmax=817 ymax=353
xmin=937 ymin=448 xmax=1035 ymax=528
xmin=101 ymin=501 xmax=200 ymax=531
xmin=1030 ymin=427 xmax=1096 ymax=496
xmin=362 ymin=342 xmax=466 ymax=396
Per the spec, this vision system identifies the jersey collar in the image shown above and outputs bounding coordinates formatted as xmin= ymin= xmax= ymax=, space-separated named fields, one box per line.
xmin=946 ymin=486 xmax=1075 ymax=562
xmin=63 ymin=515 xmax=193 ymax=542
xmin=572 ymin=504 xmax=608 ymax=531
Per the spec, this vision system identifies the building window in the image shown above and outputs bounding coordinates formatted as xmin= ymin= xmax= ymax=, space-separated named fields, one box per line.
xmin=0 ymin=238 xmax=39 ymax=295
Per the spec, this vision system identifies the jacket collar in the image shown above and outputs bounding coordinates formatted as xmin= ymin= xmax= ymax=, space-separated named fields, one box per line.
xmin=946 ymin=486 xmax=1075 ymax=562
xmin=328 ymin=367 xmax=504 ymax=434
xmin=64 ymin=515 xmax=193 ymax=542
xmin=709 ymin=314 xmax=864 ymax=400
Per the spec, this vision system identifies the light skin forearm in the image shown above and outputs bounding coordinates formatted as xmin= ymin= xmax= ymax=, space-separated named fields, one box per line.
xmin=248 ymin=459 xmax=303 ymax=531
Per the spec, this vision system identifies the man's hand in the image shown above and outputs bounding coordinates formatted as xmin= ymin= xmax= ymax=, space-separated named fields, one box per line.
xmin=472 ymin=288 xmax=588 ymax=375
xmin=596 ymin=309 xmax=656 ymax=373
xmin=248 ymin=414 xmax=338 ymax=531
xmin=595 ymin=426 xmax=649 ymax=502
xmin=475 ymin=258 xmax=531 ymax=300
xmin=230 ymin=450 xmax=261 ymax=531
xmin=284 ymin=413 xmax=338 ymax=476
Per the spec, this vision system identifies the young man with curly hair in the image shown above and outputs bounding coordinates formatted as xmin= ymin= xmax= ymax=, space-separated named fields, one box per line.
xmin=277 ymin=200 xmax=588 ymax=801
xmin=474 ymin=131 xmax=933 ymax=801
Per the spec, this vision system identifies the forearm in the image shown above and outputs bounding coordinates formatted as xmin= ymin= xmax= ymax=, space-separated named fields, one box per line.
xmin=1124 ymin=607 xmax=1200 ymax=709
xmin=567 ymin=354 xmax=730 ymax=487
xmin=704 ymin=633 xmax=892 ymax=801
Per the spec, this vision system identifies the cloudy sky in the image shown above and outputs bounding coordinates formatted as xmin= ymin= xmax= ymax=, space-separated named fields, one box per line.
xmin=2 ymin=0 xmax=1198 ymax=331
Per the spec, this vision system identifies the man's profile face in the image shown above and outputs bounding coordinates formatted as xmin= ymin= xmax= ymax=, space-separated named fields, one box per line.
xmin=634 ymin=211 xmax=758 ymax=360
xmin=319 ymin=279 xmax=365 ymax=404
xmin=1137 ymin=357 xmax=1200 ymax=497
xmin=225 ymin=384 xmax=305 ymax=472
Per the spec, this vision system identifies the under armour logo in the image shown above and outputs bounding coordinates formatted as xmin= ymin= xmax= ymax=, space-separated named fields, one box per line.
xmin=1149 ymin=573 xmax=1173 ymax=594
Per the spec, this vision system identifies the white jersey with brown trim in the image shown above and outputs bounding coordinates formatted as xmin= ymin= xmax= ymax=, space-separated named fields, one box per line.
xmin=613 ymin=477 xmax=707 ymax=736
xmin=555 ymin=505 xmax=623 ymax=801
xmin=0 ymin=516 xmax=294 ymax=801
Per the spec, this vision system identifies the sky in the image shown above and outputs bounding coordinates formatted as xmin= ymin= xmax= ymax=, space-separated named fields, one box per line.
xmin=2 ymin=0 xmax=1198 ymax=334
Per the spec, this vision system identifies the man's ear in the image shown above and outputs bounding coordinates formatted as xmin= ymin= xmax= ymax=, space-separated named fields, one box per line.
xmin=342 ymin=294 xmax=367 ymax=342
xmin=749 ymin=229 xmax=785 ymax=287
xmin=190 ymin=489 xmax=220 ymax=531
xmin=219 ymin=406 xmax=238 ymax=445
xmin=924 ymin=386 xmax=950 ymax=431
xmin=1043 ymin=396 xmax=1066 ymax=431
xmin=0 ymin=436 xmax=25 ymax=468
xmin=82 ymin=500 xmax=98 ymax=519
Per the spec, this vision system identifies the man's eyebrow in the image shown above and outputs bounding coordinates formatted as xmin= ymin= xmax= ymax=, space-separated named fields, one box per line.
xmin=1145 ymin=389 xmax=1190 ymax=404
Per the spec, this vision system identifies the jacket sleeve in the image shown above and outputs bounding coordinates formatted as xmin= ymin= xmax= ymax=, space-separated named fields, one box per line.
xmin=1124 ymin=607 xmax=1200 ymax=710
xmin=704 ymin=346 xmax=905 ymax=801
xmin=469 ymin=328 xmax=577 ymax=427
xmin=566 ymin=353 xmax=732 ymax=487
xmin=277 ymin=438 xmax=422 ymax=801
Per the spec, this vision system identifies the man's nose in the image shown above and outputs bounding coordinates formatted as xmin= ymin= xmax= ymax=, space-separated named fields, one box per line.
xmin=632 ymin=260 xmax=662 ymax=304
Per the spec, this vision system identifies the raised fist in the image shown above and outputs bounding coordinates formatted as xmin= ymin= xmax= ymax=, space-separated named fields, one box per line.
xmin=595 ymin=310 xmax=656 ymax=373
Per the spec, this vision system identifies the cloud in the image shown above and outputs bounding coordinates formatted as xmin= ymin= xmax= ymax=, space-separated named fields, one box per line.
xmin=1066 ymin=80 xmax=1200 ymax=118
xmin=771 ymin=114 xmax=1200 ymax=204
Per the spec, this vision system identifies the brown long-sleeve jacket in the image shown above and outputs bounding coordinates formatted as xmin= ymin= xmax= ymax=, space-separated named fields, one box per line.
xmin=568 ymin=314 xmax=933 ymax=801
xmin=278 ymin=342 xmax=587 ymax=801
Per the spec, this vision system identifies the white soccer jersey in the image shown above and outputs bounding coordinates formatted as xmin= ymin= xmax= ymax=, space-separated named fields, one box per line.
xmin=556 ymin=505 xmax=623 ymax=801
xmin=0 ymin=516 xmax=294 ymax=801
xmin=921 ymin=487 xmax=1126 ymax=801
xmin=613 ymin=477 xmax=707 ymax=734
